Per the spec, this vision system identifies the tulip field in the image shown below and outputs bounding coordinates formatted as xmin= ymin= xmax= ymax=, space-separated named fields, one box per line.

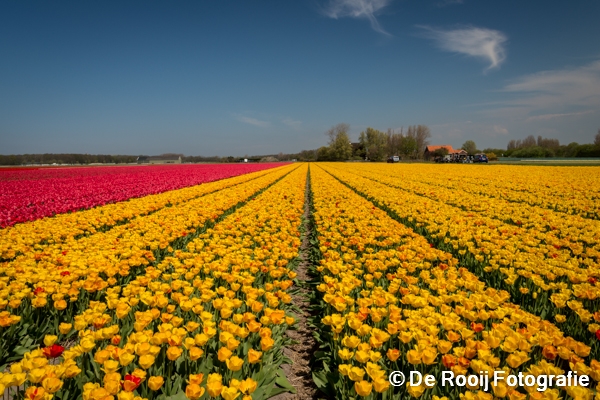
xmin=1 ymin=162 xmax=600 ymax=400
xmin=0 ymin=164 xmax=282 ymax=227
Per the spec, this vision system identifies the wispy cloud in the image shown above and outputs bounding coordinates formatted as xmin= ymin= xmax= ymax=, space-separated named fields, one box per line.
xmin=282 ymin=118 xmax=302 ymax=129
xmin=418 ymin=26 xmax=507 ymax=71
xmin=525 ymin=110 xmax=595 ymax=122
xmin=322 ymin=0 xmax=392 ymax=35
xmin=235 ymin=115 xmax=270 ymax=128
xmin=498 ymin=60 xmax=600 ymax=118
xmin=493 ymin=125 xmax=508 ymax=135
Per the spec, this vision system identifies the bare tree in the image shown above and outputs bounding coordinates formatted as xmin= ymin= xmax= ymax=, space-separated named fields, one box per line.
xmin=522 ymin=135 xmax=536 ymax=147
xmin=415 ymin=125 xmax=431 ymax=158
xmin=537 ymin=135 xmax=560 ymax=149
xmin=386 ymin=128 xmax=403 ymax=157
xmin=595 ymin=129 xmax=600 ymax=146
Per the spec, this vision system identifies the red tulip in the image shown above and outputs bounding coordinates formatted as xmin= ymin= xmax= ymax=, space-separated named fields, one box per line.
xmin=122 ymin=374 xmax=142 ymax=391
xmin=43 ymin=344 xmax=65 ymax=358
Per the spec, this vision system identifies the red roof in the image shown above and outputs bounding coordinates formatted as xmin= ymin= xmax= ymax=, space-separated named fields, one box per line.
xmin=425 ymin=145 xmax=455 ymax=153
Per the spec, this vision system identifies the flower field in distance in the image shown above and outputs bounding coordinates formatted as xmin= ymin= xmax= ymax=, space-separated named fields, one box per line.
xmin=1 ymin=162 xmax=600 ymax=400
xmin=0 ymin=164 xmax=284 ymax=227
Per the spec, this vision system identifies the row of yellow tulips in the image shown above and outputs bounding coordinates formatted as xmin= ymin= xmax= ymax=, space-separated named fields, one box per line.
xmin=320 ymin=163 xmax=600 ymax=346
xmin=309 ymin=164 xmax=599 ymax=400
xmin=0 ymin=164 xmax=308 ymax=400
xmin=383 ymin=165 xmax=600 ymax=220
xmin=340 ymin=164 xmax=600 ymax=256
xmin=0 ymin=166 xmax=286 ymax=261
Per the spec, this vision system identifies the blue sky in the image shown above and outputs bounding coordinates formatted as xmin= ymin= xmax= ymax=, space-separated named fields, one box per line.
xmin=1 ymin=0 xmax=599 ymax=156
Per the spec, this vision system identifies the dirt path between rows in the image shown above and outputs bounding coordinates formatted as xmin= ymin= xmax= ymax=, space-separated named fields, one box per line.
xmin=272 ymin=171 xmax=319 ymax=400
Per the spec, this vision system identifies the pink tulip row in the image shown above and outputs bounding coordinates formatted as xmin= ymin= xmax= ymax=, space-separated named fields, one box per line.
xmin=0 ymin=163 xmax=285 ymax=227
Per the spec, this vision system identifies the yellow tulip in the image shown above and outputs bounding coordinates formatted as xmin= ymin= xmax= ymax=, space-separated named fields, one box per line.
xmin=225 ymin=356 xmax=244 ymax=372
xmin=206 ymin=373 xmax=223 ymax=397
xmin=188 ymin=374 xmax=204 ymax=385
xmin=260 ymin=336 xmax=274 ymax=351
xmin=148 ymin=376 xmax=164 ymax=391
xmin=189 ymin=346 xmax=204 ymax=361
xmin=247 ymin=349 xmax=262 ymax=364
xmin=117 ymin=392 xmax=134 ymax=400
xmin=28 ymin=368 xmax=46 ymax=384
xmin=220 ymin=386 xmax=240 ymax=400
xmin=43 ymin=335 xmax=58 ymax=346
xmin=102 ymin=360 xmax=119 ymax=374
xmin=58 ymin=323 xmax=73 ymax=335
xmin=119 ymin=352 xmax=135 ymax=366
xmin=354 ymin=380 xmax=372 ymax=397
xmin=166 ymin=346 xmax=183 ymax=361
xmin=185 ymin=384 xmax=205 ymax=400
xmin=41 ymin=376 xmax=62 ymax=394
xmin=217 ymin=347 xmax=232 ymax=362
xmin=239 ymin=378 xmax=257 ymax=394
xmin=407 ymin=349 xmax=422 ymax=365
xmin=138 ymin=354 xmax=155 ymax=370
xmin=348 ymin=366 xmax=365 ymax=382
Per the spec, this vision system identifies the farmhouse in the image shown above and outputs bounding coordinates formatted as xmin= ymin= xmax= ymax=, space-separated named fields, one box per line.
xmin=424 ymin=145 xmax=467 ymax=160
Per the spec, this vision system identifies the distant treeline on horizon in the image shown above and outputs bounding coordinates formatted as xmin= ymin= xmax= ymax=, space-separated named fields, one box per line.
xmin=0 ymin=153 xmax=298 ymax=166
xmin=1 ymin=130 xmax=599 ymax=165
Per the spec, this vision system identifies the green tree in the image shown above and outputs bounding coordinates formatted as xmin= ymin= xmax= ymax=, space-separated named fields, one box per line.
xmin=461 ymin=140 xmax=478 ymax=155
xmin=325 ymin=123 xmax=353 ymax=161
xmin=482 ymin=148 xmax=505 ymax=156
xmin=316 ymin=146 xmax=331 ymax=161
xmin=359 ymin=127 xmax=388 ymax=161
xmin=399 ymin=135 xmax=417 ymax=159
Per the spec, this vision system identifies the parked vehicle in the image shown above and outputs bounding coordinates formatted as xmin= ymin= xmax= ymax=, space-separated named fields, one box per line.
xmin=387 ymin=156 xmax=400 ymax=163
xmin=473 ymin=153 xmax=489 ymax=163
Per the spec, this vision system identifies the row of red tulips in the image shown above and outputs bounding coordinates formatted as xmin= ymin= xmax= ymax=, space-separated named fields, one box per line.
xmin=0 ymin=164 xmax=285 ymax=227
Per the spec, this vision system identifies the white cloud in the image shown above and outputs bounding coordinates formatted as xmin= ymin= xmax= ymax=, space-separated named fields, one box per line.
xmin=502 ymin=60 xmax=600 ymax=111
xmin=323 ymin=0 xmax=392 ymax=35
xmin=282 ymin=118 xmax=302 ymax=129
xmin=235 ymin=115 xmax=270 ymax=128
xmin=525 ymin=110 xmax=595 ymax=122
xmin=419 ymin=26 xmax=507 ymax=71
xmin=493 ymin=125 xmax=508 ymax=135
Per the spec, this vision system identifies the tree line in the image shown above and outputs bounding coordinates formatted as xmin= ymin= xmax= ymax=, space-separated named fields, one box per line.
xmin=0 ymin=153 xmax=139 ymax=165
xmin=312 ymin=123 xmax=432 ymax=162
xmin=0 ymin=153 xmax=268 ymax=165
xmin=495 ymin=131 xmax=600 ymax=158
xmin=3 ymin=129 xmax=597 ymax=165
xmin=442 ymin=130 xmax=600 ymax=160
